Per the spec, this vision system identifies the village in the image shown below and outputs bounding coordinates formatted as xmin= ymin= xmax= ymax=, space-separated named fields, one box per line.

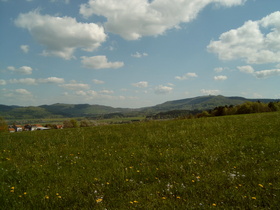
xmin=8 ymin=124 xmax=63 ymax=133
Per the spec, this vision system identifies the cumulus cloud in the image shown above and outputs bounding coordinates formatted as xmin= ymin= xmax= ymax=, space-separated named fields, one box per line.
xmin=131 ymin=52 xmax=148 ymax=58
xmin=201 ymin=89 xmax=220 ymax=95
xmin=237 ymin=65 xmax=255 ymax=74
xmin=80 ymin=0 xmax=245 ymax=40
xmin=214 ymin=75 xmax=227 ymax=81
xmin=132 ymin=81 xmax=148 ymax=88
xmin=93 ymin=79 xmax=104 ymax=84
xmin=214 ymin=67 xmax=225 ymax=72
xmin=99 ymin=89 xmax=114 ymax=94
xmin=8 ymin=77 xmax=64 ymax=85
xmin=0 ymin=80 xmax=7 ymax=85
xmin=20 ymin=45 xmax=29 ymax=53
xmin=208 ymin=11 xmax=280 ymax=64
xmin=9 ymin=78 xmax=37 ymax=85
xmin=237 ymin=65 xmax=280 ymax=78
xmin=254 ymin=69 xmax=280 ymax=78
xmin=81 ymin=56 xmax=124 ymax=69
xmin=155 ymin=85 xmax=173 ymax=94
xmin=15 ymin=88 xmax=32 ymax=95
xmin=59 ymin=80 xmax=90 ymax=90
xmin=175 ymin=72 xmax=198 ymax=80
xmin=37 ymin=77 xmax=65 ymax=84
xmin=8 ymin=66 xmax=33 ymax=75
xmin=15 ymin=10 xmax=106 ymax=59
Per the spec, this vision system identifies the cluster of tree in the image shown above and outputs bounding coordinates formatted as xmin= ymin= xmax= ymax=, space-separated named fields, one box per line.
xmin=195 ymin=101 xmax=280 ymax=118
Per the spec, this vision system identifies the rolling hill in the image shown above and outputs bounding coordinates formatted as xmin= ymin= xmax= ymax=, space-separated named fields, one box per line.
xmin=0 ymin=95 xmax=278 ymax=120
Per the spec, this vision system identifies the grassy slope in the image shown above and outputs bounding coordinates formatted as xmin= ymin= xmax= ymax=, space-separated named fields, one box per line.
xmin=0 ymin=112 xmax=279 ymax=209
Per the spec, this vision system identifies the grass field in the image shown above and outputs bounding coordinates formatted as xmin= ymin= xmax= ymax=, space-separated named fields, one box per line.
xmin=1 ymin=112 xmax=279 ymax=209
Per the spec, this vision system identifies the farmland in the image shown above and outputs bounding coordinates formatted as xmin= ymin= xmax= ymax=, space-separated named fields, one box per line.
xmin=1 ymin=112 xmax=280 ymax=209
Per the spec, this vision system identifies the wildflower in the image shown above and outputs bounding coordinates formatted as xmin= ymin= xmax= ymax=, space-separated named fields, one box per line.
xmin=130 ymin=201 xmax=134 ymax=204
xmin=137 ymin=170 xmax=140 ymax=173
xmin=258 ymin=184 xmax=264 ymax=188
xmin=106 ymin=182 xmax=110 ymax=185
xmin=212 ymin=203 xmax=217 ymax=206
xmin=10 ymin=190 xmax=14 ymax=193
xmin=269 ymin=183 xmax=272 ymax=186
xmin=96 ymin=198 xmax=103 ymax=203
xmin=24 ymin=192 xmax=27 ymax=195
xmin=192 ymin=180 xmax=195 ymax=183
xmin=19 ymin=195 xmax=22 ymax=198
xmin=252 ymin=197 xmax=256 ymax=200
xmin=162 ymin=197 xmax=167 ymax=200
xmin=45 ymin=195 xmax=49 ymax=199
xmin=133 ymin=200 xmax=138 ymax=203
xmin=176 ymin=196 xmax=181 ymax=199
xmin=57 ymin=196 xmax=62 ymax=199
xmin=11 ymin=187 xmax=15 ymax=190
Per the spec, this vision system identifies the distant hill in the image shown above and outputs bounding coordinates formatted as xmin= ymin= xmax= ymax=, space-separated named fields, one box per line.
xmin=0 ymin=95 xmax=278 ymax=120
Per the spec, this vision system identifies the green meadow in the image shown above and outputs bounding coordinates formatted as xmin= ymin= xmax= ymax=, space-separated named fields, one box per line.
xmin=1 ymin=112 xmax=279 ymax=209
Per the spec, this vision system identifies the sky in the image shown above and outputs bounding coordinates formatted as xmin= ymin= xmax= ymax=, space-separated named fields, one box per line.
xmin=0 ymin=0 xmax=280 ymax=108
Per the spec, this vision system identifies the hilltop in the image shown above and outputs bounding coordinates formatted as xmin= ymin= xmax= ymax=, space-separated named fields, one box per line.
xmin=0 ymin=95 xmax=278 ymax=120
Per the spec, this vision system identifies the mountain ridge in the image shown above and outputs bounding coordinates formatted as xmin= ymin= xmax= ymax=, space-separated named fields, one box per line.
xmin=0 ymin=95 xmax=279 ymax=120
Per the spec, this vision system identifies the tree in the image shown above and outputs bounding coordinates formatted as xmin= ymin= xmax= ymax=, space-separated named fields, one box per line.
xmin=63 ymin=119 xmax=78 ymax=128
xmin=0 ymin=117 xmax=8 ymax=133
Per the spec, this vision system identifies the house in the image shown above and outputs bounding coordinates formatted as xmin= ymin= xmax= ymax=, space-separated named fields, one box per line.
xmin=12 ymin=125 xmax=23 ymax=132
xmin=24 ymin=124 xmax=37 ymax=131
xmin=9 ymin=128 xmax=15 ymax=133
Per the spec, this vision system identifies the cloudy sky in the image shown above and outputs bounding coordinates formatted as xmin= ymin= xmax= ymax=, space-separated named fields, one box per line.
xmin=1 ymin=0 xmax=280 ymax=108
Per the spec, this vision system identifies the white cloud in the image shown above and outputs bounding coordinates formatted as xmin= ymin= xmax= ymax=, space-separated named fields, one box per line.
xmin=208 ymin=11 xmax=280 ymax=64
xmin=59 ymin=81 xmax=90 ymax=90
xmin=20 ymin=45 xmax=29 ymax=53
xmin=9 ymin=78 xmax=37 ymax=85
xmin=214 ymin=67 xmax=225 ymax=72
xmin=201 ymin=89 xmax=220 ymax=95
xmin=8 ymin=77 xmax=65 ymax=85
xmin=132 ymin=81 xmax=148 ymax=88
xmin=81 ymin=56 xmax=124 ymax=69
xmin=15 ymin=89 xmax=32 ymax=95
xmin=0 ymin=80 xmax=7 ymax=85
xmin=237 ymin=65 xmax=280 ymax=78
xmin=15 ymin=10 xmax=106 ymax=60
xmin=155 ymin=85 xmax=173 ymax=94
xmin=99 ymin=89 xmax=114 ymax=94
xmin=237 ymin=65 xmax=255 ymax=74
xmin=131 ymin=52 xmax=148 ymax=58
xmin=93 ymin=79 xmax=104 ymax=84
xmin=254 ymin=69 xmax=280 ymax=79
xmin=8 ymin=66 xmax=33 ymax=75
xmin=37 ymin=77 xmax=65 ymax=84
xmin=80 ymin=0 xmax=245 ymax=40
xmin=175 ymin=72 xmax=198 ymax=80
xmin=214 ymin=75 xmax=227 ymax=81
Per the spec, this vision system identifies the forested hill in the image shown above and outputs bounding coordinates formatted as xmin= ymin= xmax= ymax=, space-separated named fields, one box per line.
xmin=0 ymin=95 xmax=278 ymax=120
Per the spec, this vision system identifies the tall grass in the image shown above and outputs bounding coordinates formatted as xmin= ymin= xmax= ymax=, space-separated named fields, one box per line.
xmin=1 ymin=112 xmax=279 ymax=209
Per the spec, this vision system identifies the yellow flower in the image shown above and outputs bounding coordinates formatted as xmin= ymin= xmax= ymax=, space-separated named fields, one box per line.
xmin=176 ymin=196 xmax=181 ymax=199
xmin=162 ymin=197 xmax=167 ymax=200
xmin=24 ymin=192 xmax=27 ymax=195
xmin=212 ymin=203 xmax=217 ymax=206
xmin=192 ymin=180 xmax=195 ymax=183
xmin=45 ymin=195 xmax=49 ymax=199
xmin=258 ymin=184 xmax=264 ymax=188
xmin=10 ymin=190 xmax=14 ymax=193
xmin=11 ymin=187 xmax=15 ymax=190
xmin=252 ymin=197 xmax=256 ymax=200
xmin=96 ymin=198 xmax=103 ymax=203
xmin=57 ymin=196 xmax=62 ymax=199
xmin=133 ymin=200 xmax=138 ymax=203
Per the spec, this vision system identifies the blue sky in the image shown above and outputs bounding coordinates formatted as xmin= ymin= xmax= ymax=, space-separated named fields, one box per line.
xmin=1 ymin=0 xmax=280 ymax=108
